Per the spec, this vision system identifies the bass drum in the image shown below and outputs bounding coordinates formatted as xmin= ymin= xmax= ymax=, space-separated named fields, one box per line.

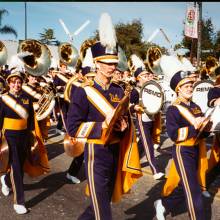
xmin=192 ymin=80 xmax=214 ymax=113
xmin=139 ymin=80 xmax=164 ymax=115
xmin=159 ymin=80 xmax=177 ymax=113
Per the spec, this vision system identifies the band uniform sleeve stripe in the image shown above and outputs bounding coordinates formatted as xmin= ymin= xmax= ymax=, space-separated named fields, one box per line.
xmin=177 ymin=127 xmax=188 ymax=142
xmin=75 ymin=122 xmax=95 ymax=138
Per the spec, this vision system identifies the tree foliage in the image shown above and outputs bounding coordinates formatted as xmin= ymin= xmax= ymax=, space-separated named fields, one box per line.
xmin=0 ymin=9 xmax=17 ymax=38
xmin=92 ymin=19 xmax=167 ymax=63
xmin=39 ymin=28 xmax=60 ymax=45
xmin=180 ymin=17 xmax=216 ymax=60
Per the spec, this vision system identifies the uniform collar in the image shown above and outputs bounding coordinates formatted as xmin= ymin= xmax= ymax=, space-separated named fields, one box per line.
xmin=9 ymin=90 xmax=21 ymax=98
xmin=94 ymin=78 xmax=110 ymax=91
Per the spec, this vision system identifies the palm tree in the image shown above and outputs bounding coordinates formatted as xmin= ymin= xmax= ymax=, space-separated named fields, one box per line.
xmin=0 ymin=9 xmax=17 ymax=38
xmin=39 ymin=28 xmax=57 ymax=45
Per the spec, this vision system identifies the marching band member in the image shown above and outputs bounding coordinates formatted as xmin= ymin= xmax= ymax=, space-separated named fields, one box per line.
xmin=0 ymin=71 xmax=35 ymax=214
xmin=154 ymin=71 xmax=211 ymax=220
xmin=53 ymin=62 xmax=70 ymax=135
xmin=208 ymin=66 xmax=220 ymax=108
xmin=64 ymin=42 xmax=96 ymax=185
xmin=67 ymin=13 xmax=142 ymax=220
xmin=206 ymin=66 xmax=220 ymax=179
xmin=129 ymin=54 xmax=165 ymax=180
xmin=22 ymin=73 xmax=51 ymax=141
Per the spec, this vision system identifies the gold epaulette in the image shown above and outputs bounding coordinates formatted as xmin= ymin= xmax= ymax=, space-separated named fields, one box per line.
xmin=172 ymin=98 xmax=182 ymax=105
xmin=80 ymin=80 xmax=94 ymax=88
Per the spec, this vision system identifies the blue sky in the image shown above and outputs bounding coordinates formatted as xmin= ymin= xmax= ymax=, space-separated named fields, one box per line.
xmin=1 ymin=2 xmax=220 ymax=50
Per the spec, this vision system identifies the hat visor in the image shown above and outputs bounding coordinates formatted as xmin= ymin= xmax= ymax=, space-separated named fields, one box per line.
xmin=175 ymin=77 xmax=194 ymax=92
xmin=6 ymin=72 xmax=23 ymax=83
xmin=94 ymin=55 xmax=119 ymax=64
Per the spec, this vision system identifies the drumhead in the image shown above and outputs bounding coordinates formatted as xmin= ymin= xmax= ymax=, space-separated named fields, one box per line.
xmin=139 ymin=80 xmax=164 ymax=115
xmin=192 ymin=80 xmax=214 ymax=113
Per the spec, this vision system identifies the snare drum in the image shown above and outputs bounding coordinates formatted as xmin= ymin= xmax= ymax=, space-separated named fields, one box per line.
xmin=139 ymin=80 xmax=164 ymax=115
xmin=192 ymin=80 xmax=214 ymax=113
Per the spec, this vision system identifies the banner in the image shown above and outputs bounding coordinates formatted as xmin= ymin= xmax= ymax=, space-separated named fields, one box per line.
xmin=184 ymin=4 xmax=198 ymax=39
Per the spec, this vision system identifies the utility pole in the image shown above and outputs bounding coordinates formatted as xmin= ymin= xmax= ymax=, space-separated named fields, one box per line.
xmin=25 ymin=2 xmax=27 ymax=40
xmin=197 ymin=2 xmax=202 ymax=68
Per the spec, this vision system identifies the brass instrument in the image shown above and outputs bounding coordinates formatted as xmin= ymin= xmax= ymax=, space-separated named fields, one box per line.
xmin=0 ymin=41 xmax=8 ymax=66
xmin=0 ymin=135 xmax=9 ymax=173
xmin=64 ymin=74 xmax=83 ymax=103
xmin=146 ymin=46 xmax=163 ymax=75
xmin=17 ymin=39 xmax=51 ymax=76
xmin=205 ymin=56 xmax=219 ymax=80
xmin=35 ymin=85 xmax=55 ymax=121
xmin=79 ymin=38 xmax=96 ymax=61
xmin=58 ymin=42 xmax=79 ymax=67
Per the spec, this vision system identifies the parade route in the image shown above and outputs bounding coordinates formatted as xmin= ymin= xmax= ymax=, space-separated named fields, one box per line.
xmin=1 ymin=127 xmax=220 ymax=220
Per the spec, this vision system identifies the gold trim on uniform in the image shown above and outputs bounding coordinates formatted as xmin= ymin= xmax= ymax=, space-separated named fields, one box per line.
xmin=176 ymin=146 xmax=196 ymax=220
xmin=84 ymin=86 xmax=114 ymax=117
xmin=22 ymin=85 xmax=41 ymax=100
xmin=2 ymin=94 xmax=29 ymax=119
xmin=88 ymin=143 xmax=100 ymax=220
xmin=3 ymin=118 xmax=27 ymax=130
xmin=75 ymin=122 xmax=95 ymax=138
xmin=57 ymin=73 xmax=69 ymax=83
xmin=174 ymin=104 xmax=196 ymax=126
xmin=177 ymin=127 xmax=188 ymax=142
xmin=137 ymin=114 xmax=157 ymax=174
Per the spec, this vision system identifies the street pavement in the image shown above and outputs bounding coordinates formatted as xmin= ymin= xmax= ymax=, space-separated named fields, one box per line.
xmin=1 ymin=126 xmax=220 ymax=220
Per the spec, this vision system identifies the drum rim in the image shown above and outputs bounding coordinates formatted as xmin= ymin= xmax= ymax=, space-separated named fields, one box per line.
xmin=193 ymin=79 xmax=214 ymax=90
xmin=139 ymin=80 xmax=164 ymax=115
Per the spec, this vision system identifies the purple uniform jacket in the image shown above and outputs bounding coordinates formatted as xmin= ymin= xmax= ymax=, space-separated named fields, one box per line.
xmin=66 ymin=81 xmax=124 ymax=139
xmin=166 ymin=100 xmax=205 ymax=143
xmin=0 ymin=91 xmax=35 ymax=136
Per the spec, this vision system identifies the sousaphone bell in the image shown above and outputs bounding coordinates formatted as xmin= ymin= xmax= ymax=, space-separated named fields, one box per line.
xmin=17 ymin=39 xmax=51 ymax=76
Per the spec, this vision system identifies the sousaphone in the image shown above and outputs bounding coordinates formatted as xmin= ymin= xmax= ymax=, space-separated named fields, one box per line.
xmin=146 ymin=46 xmax=163 ymax=76
xmin=58 ymin=42 xmax=79 ymax=67
xmin=17 ymin=39 xmax=51 ymax=76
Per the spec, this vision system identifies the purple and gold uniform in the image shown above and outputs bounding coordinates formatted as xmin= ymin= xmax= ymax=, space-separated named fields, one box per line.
xmin=67 ymin=80 xmax=125 ymax=220
xmin=0 ymin=91 xmax=34 ymax=205
xmin=130 ymin=87 xmax=162 ymax=176
xmin=64 ymin=75 xmax=85 ymax=181
xmin=22 ymin=83 xmax=41 ymax=103
xmin=159 ymin=71 xmax=210 ymax=220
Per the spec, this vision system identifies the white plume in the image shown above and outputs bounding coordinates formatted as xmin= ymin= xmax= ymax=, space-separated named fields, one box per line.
xmin=117 ymin=46 xmax=128 ymax=72
xmin=175 ymin=48 xmax=190 ymax=56
xmin=160 ymin=55 xmax=184 ymax=83
xmin=82 ymin=47 xmax=95 ymax=69
xmin=50 ymin=57 xmax=59 ymax=68
xmin=180 ymin=57 xmax=196 ymax=72
xmin=130 ymin=54 xmax=145 ymax=71
xmin=98 ymin=12 xmax=117 ymax=49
